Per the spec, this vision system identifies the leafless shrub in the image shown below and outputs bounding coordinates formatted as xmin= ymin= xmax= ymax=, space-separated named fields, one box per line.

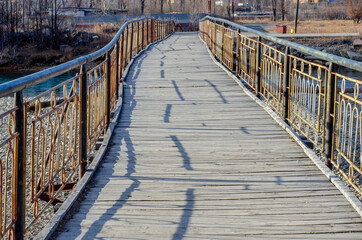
xmin=326 ymin=4 xmax=348 ymax=20
xmin=347 ymin=0 xmax=362 ymax=23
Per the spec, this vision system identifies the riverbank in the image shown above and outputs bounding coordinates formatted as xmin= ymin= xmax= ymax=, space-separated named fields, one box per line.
xmin=0 ymin=24 xmax=117 ymax=69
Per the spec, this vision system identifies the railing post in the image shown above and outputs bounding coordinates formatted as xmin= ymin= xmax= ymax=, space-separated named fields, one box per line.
xmin=116 ymin=41 xmax=120 ymax=99
xmin=235 ymin=29 xmax=241 ymax=75
xmin=213 ymin=20 xmax=216 ymax=55
xmin=147 ymin=19 xmax=149 ymax=45
xmin=106 ymin=51 xmax=111 ymax=128
xmin=124 ymin=26 xmax=128 ymax=64
xmin=14 ymin=91 xmax=25 ymax=240
xmin=136 ymin=21 xmax=139 ymax=53
xmin=221 ymin=23 xmax=225 ymax=63
xmin=283 ymin=47 xmax=290 ymax=122
xmin=324 ymin=62 xmax=336 ymax=169
xmin=130 ymin=23 xmax=134 ymax=60
xmin=120 ymin=33 xmax=124 ymax=77
xmin=255 ymin=36 xmax=262 ymax=98
xmin=142 ymin=20 xmax=145 ymax=49
xmin=151 ymin=19 xmax=155 ymax=43
xmin=79 ymin=64 xmax=87 ymax=178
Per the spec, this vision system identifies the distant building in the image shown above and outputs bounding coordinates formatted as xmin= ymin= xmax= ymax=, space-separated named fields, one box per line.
xmin=49 ymin=7 xmax=128 ymax=17
xmin=292 ymin=0 xmax=328 ymax=3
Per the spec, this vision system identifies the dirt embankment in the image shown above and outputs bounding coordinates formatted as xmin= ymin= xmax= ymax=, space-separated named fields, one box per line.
xmin=0 ymin=26 xmax=118 ymax=70
xmin=291 ymin=38 xmax=362 ymax=61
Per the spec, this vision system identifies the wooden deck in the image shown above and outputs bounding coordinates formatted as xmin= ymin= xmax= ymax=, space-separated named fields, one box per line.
xmin=56 ymin=33 xmax=362 ymax=239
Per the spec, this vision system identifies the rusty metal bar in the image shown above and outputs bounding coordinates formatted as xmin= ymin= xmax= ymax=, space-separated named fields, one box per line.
xmin=142 ymin=20 xmax=145 ymax=49
xmin=130 ymin=23 xmax=134 ymax=59
xmin=147 ymin=19 xmax=149 ymax=45
xmin=283 ymin=47 xmax=290 ymax=122
xmin=14 ymin=91 xmax=25 ymax=240
xmin=324 ymin=63 xmax=336 ymax=169
xmin=120 ymin=34 xmax=124 ymax=77
xmin=116 ymin=42 xmax=120 ymax=99
xmin=151 ymin=19 xmax=155 ymax=43
xmin=255 ymin=36 xmax=262 ymax=97
xmin=136 ymin=21 xmax=139 ymax=53
xmin=221 ymin=23 xmax=225 ymax=64
xmin=106 ymin=51 xmax=111 ymax=128
xmin=79 ymin=65 xmax=87 ymax=178
xmin=235 ymin=29 xmax=241 ymax=75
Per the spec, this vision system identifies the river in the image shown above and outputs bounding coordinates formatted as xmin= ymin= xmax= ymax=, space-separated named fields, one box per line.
xmin=0 ymin=70 xmax=78 ymax=97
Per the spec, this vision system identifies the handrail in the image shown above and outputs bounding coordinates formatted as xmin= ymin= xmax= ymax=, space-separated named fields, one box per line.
xmin=200 ymin=16 xmax=362 ymax=72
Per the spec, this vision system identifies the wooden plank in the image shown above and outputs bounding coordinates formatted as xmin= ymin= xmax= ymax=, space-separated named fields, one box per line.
xmin=55 ymin=32 xmax=362 ymax=240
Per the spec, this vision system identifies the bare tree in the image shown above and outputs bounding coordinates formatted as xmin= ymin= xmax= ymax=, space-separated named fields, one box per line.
xmin=160 ymin=0 xmax=164 ymax=14
xmin=119 ymin=0 xmax=127 ymax=9
xmin=272 ymin=0 xmax=277 ymax=21
xmin=347 ymin=0 xmax=362 ymax=23
xmin=281 ymin=0 xmax=285 ymax=20
xmin=140 ymin=0 xmax=146 ymax=14
xmin=73 ymin=0 xmax=82 ymax=7
xmin=180 ymin=0 xmax=185 ymax=12
xmin=168 ymin=0 xmax=172 ymax=12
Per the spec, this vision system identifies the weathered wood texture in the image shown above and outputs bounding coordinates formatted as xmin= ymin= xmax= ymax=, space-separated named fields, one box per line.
xmin=56 ymin=33 xmax=362 ymax=239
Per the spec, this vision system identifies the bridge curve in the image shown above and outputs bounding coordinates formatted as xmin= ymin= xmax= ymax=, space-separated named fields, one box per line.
xmin=54 ymin=33 xmax=362 ymax=239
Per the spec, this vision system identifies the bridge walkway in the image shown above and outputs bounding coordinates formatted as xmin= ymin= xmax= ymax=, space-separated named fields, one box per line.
xmin=56 ymin=33 xmax=362 ymax=239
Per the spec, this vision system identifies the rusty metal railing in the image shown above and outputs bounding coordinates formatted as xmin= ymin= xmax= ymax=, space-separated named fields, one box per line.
xmin=0 ymin=18 xmax=174 ymax=240
xmin=200 ymin=16 xmax=362 ymax=196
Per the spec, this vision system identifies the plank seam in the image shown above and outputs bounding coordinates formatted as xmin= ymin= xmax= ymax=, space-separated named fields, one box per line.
xmin=198 ymin=34 xmax=362 ymax=217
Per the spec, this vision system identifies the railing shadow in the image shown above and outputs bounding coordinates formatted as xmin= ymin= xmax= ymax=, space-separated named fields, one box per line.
xmin=164 ymin=104 xmax=172 ymax=123
xmin=172 ymin=80 xmax=185 ymax=101
xmin=67 ymin=50 xmax=149 ymax=240
xmin=205 ymin=79 xmax=228 ymax=103
xmin=172 ymin=188 xmax=195 ymax=240
xmin=170 ymin=135 xmax=193 ymax=171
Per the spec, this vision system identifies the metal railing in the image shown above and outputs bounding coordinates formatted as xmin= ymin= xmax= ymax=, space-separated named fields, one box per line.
xmin=0 ymin=18 xmax=174 ymax=239
xmin=200 ymin=16 xmax=362 ymax=196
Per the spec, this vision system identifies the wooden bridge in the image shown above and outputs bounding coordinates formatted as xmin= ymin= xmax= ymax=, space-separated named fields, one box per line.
xmin=52 ymin=33 xmax=362 ymax=239
xmin=0 ymin=17 xmax=361 ymax=240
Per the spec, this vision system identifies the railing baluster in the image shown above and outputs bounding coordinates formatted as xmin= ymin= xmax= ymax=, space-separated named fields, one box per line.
xmin=283 ymin=47 xmax=290 ymax=122
xmin=147 ymin=20 xmax=149 ymax=45
xmin=142 ymin=20 xmax=145 ymax=49
xmin=324 ymin=63 xmax=336 ymax=169
xmin=130 ymin=23 xmax=134 ymax=60
xmin=255 ymin=36 xmax=262 ymax=98
xmin=221 ymin=23 xmax=225 ymax=64
xmin=136 ymin=21 xmax=139 ymax=53
xmin=235 ymin=29 xmax=241 ymax=76
xmin=213 ymin=20 xmax=216 ymax=55
xmin=106 ymin=51 xmax=111 ymax=128
xmin=151 ymin=19 xmax=154 ymax=43
xmin=116 ymin=42 xmax=120 ymax=99
xmin=120 ymin=33 xmax=124 ymax=77
xmin=79 ymin=64 xmax=87 ymax=178
xmin=14 ymin=91 xmax=25 ymax=240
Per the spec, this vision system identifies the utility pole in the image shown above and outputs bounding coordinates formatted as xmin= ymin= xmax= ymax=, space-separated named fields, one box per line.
xmin=294 ymin=0 xmax=300 ymax=33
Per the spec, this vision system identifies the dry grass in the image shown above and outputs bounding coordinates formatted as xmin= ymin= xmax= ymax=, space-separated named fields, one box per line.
xmin=237 ymin=19 xmax=362 ymax=35
xmin=88 ymin=23 xmax=120 ymax=36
